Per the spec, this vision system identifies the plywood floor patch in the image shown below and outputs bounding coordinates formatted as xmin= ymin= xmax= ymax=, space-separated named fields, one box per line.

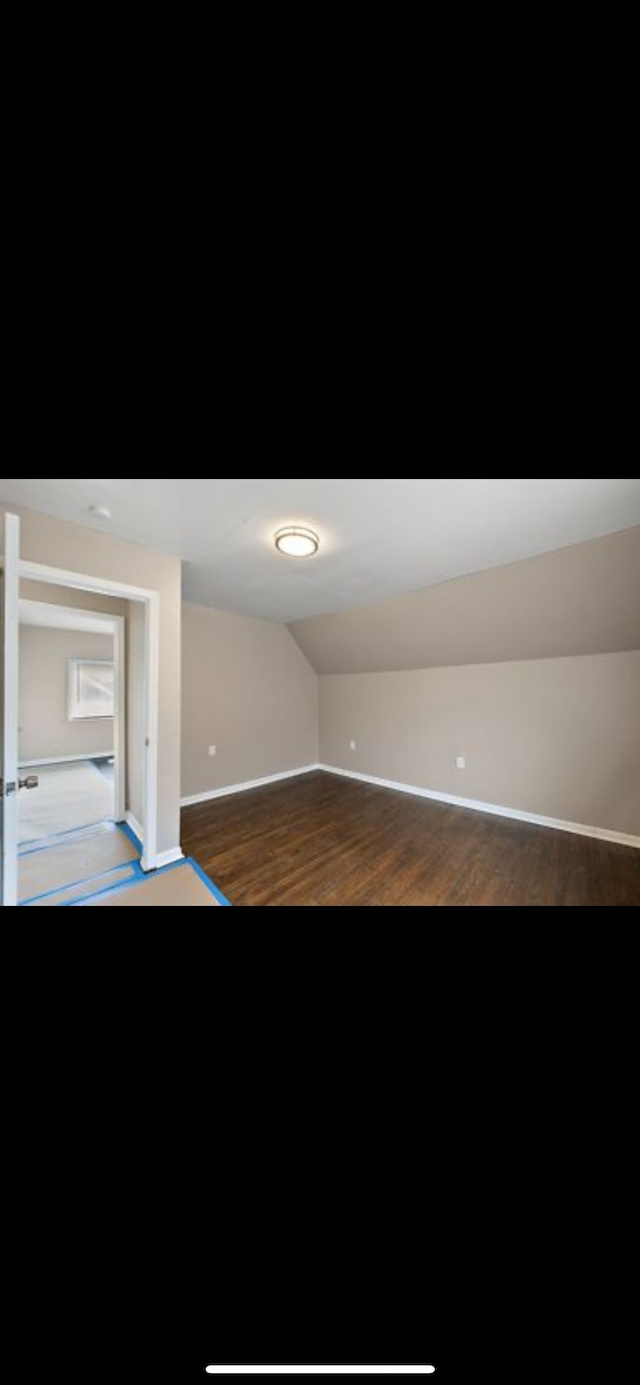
xmin=19 ymin=826 xmax=138 ymax=904
xmin=85 ymin=862 xmax=220 ymax=907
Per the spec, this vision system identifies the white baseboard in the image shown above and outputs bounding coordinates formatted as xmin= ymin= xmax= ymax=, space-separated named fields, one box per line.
xmin=20 ymin=752 xmax=115 ymax=768
xmin=181 ymin=764 xmax=321 ymax=809
xmin=318 ymin=764 xmax=640 ymax=851
xmin=179 ymin=759 xmax=639 ymax=850
xmin=155 ymin=848 xmax=185 ymax=869
xmin=125 ymin=811 xmax=145 ymax=844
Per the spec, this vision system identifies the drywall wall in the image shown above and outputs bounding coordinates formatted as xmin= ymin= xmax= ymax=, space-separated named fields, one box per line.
xmin=182 ymin=602 xmax=318 ymax=799
xmin=19 ymin=626 xmax=114 ymax=762
xmin=291 ymin=527 xmax=640 ymax=674
xmin=2 ymin=503 xmax=182 ymax=857
xmin=319 ymin=652 xmax=640 ymax=836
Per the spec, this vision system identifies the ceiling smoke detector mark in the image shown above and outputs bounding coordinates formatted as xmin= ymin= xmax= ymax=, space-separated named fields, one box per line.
xmin=88 ymin=505 xmax=112 ymax=521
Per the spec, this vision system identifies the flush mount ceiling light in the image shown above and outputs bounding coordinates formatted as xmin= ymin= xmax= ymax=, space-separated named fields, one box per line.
xmin=87 ymin=505 xmax=112 ymax=521
xmin=275 ymin=526 xmax=320 ymax=558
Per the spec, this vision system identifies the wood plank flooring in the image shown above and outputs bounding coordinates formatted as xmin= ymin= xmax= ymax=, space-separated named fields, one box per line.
xmin=181 ymin=771 xmax=640 ymax=907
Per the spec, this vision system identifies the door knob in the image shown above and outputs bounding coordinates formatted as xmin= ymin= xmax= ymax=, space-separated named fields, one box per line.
xmin=19 ymin=775 xmax=40 ymax=791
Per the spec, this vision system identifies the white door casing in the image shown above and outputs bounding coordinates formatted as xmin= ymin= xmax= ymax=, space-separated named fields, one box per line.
xmin=1 ymin=513 xmax=20 ymax=907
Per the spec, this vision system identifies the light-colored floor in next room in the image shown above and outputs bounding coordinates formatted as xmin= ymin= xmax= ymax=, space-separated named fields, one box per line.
xmin=18 ymin=759 xmax=115 ymax=843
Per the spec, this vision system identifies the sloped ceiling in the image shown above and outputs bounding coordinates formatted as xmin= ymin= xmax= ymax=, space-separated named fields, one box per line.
xmin=289 ymin=527 xmax=640 ymax=674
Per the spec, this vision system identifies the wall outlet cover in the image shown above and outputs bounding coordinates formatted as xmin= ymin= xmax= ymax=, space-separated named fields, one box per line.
xmin=456 ymin=756 xmax=466 ymax=770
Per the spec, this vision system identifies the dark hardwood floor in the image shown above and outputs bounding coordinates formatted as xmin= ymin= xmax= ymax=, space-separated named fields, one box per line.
xmin=181 ymin=771 xmax=640 ymax=907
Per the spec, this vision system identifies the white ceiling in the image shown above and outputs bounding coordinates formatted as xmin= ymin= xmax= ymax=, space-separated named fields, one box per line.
xmin=3 ymin=478 xmax=640 ymax=623
xmin=19 ymin=599 xmax=116 ymax=636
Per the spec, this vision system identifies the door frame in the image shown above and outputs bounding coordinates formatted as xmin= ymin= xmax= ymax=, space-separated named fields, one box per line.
xmin=2 ymin=513 xmax=20 ymax=906
xmin=19 ymin=560 xmax=160 ymax=872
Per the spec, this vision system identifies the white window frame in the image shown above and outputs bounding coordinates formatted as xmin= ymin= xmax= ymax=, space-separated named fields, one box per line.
xmin=68 ymin=658 xmax=116 ymax=723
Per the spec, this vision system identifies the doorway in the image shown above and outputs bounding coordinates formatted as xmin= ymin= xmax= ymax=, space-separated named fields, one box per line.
xmin=2 ymin=512 xmax=161 ymax=906
xmin=18 ymin=597 xmax=125 ymax=845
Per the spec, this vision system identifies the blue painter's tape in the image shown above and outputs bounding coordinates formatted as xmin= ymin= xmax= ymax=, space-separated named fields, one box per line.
xmin=187 ymin=857 xmax=232 ymax=906
xmin=19 ymin=822 xmax=141 ymax=906
xmin=68 ymin=862 xmax=149 ymax=906
xmin=68 ymin=856 xmax=232 ymax=907
xmin=19 ymin=857 xmax=141 ymax=907
xmin=62 ymin=865 xmax=145 ymax=906
xmin=144 ymin=854 xmax=231 ymax=905
xmin=118 ymin=821 xmax=143 ymax=856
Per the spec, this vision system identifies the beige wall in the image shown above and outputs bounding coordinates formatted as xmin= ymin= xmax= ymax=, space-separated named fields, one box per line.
xmin=20 ymin=581 xmax=129 ymax=618
xmin=2 ymin=503 xmax=182 ymax=856
xmin=19 ymin=627 xmax=114 ymax=763
xmin=299 ymin=528 xmax=640 ymax=838
xmin=182 ymin=602 xmax=318 ymax=799
xmin=319 ymin=652 xmax=640 ymax=836
xmin=291 ymin=528 xmax=640 ymax=674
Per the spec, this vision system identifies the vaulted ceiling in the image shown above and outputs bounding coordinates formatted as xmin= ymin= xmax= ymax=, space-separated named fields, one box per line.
xmin=2 ymin=478 xmax=639 ymax=623
xmin=290 ymin=527 xmax=640 ymax=673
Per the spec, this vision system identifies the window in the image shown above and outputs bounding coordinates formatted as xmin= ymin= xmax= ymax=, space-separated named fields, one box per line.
xmin=68 ymin=660 xmax=115 ymax=721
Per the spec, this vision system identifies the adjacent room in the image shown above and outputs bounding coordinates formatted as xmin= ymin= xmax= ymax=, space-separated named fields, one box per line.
xmin=18 ymin=596 xmax=117 ymax=843
xmin=1 ymin=479 xmax=639 ymax=907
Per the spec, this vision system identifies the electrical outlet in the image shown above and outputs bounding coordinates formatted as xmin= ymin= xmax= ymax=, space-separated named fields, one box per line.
xmin=350 ymin=741 xmax=357 ymax=752
xmin=456 ymin=756 xmax=466 ymax=770
xmin=209 ymin=746 xmax=217 ymax=758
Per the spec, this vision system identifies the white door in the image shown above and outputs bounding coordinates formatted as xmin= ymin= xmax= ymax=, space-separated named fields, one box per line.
xmin=1 ymin=513 xmax=20 ymax=907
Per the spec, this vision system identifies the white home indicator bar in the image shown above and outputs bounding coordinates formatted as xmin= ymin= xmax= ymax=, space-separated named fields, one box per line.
xmin=205 ymin=1370 xmax=436 ymax=1376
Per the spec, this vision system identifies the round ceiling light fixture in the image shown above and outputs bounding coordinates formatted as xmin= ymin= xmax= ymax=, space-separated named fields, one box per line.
xmin=275 ymin=525 xmax=320 ymax=558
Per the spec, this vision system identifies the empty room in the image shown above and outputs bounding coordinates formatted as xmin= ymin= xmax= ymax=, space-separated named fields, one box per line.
xmin=1 ymin=478 xmax=638 ymax=907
